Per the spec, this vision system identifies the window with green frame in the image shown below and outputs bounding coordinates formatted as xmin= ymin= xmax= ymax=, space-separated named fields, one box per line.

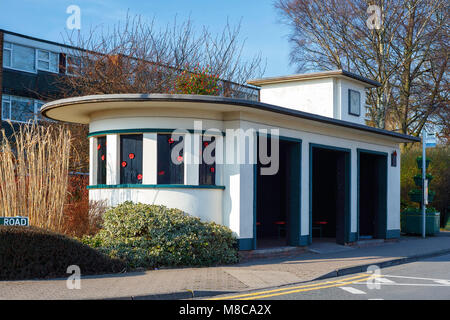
xmin=120 ymin=134 xmax=143 ymax=184
xmin=199 ymin=136 xmax=216 ymax=185
xmin=157 ymin=134 xmax=184 ymax=184
xmin=96 ymin=136 xmax=107 ymax=185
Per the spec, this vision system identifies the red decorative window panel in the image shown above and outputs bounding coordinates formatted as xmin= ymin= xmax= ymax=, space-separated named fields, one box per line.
xmin=121 ymin=161 xmax=127 ymax=168
xmin=137 ymin=174 xmax=143 ymax=180
xmin=157 ymin=134 xmax=184 ymax=185
xmin=128 ymin=153 xmax=135 ymax=160
xmin=97 ymin=137 xmax=107 ymax=185
xmin=199 ymin=136 xmax=215 ymax=185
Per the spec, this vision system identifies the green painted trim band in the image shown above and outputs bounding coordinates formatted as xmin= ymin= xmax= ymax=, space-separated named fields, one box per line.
xmin=386 ymin=229 xmax=400 ymax=239
xmin=299 ymin=235 xmax=309 ymax=246
xmin=238 ymin=238 xmax=255 ymax=251
xmin=349 ymin=232 xmax=358 ymax=242
xmin=255 ymin=131 xmax=303 ymax=144
xmin=87 ymin=184 xmax=225 ymax=190
xmin=309 ymin=143 xmax=352 ymax=154
xmin=356 ymin=148 xmax=389 ymax=157
xmin=88 ymin=128 xmax=225 ymax=138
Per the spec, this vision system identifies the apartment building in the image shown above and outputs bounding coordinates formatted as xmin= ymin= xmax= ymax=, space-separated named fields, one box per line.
xmin=0 ymin=29 xmax=86 ymax=135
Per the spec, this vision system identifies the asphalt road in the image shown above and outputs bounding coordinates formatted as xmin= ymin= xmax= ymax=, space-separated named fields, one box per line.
xmin=211 ymin=253 xmax=450 ymax=300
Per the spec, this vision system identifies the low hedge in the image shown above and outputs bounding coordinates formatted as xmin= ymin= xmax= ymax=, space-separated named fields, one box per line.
xmin=82 ymin=201 xmax=239 ymax=269
xmin=0 ymin=226 xmax=126 ymax=280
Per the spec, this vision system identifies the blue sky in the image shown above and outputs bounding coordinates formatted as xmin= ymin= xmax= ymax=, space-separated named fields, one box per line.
xmin=0 ymin=0 xmax=295 ymax=77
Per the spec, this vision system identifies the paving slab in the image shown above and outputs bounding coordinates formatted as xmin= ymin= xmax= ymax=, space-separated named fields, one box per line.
xmin=0 ymin=232 xmax=449 ymax=300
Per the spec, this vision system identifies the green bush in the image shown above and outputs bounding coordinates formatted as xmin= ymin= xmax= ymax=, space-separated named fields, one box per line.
xmin=0 ymin=226 xmax=125 ymax=280
xmin=82 ymin=202 xmax=239 ymax=269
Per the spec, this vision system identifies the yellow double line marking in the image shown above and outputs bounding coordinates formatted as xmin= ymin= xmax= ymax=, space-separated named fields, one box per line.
xmin=210 ymin=273 xmax=374 ymax=300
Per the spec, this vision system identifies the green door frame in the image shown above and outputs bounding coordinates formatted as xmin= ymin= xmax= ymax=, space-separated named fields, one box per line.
xmin=253 ymin=135 xmax=302 ymax=249
xmin=357 ymin=149 xmax=388 ymax=240
xmin=309 ymin=143 xmax=351 ymax=245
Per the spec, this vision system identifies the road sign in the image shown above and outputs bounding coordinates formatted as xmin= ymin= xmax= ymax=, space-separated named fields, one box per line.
xmin=425 ymin=132 xmax=437 ymax=148
xmin=0 ymin=217 xmax=29 ymax=226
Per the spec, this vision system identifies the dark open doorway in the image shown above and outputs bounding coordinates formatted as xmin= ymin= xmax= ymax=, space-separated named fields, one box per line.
xmin=256 ymin=137 xmax=301 ymax=249
xmin=358 ymin=150 xmax=387 ymax=240
xmin=310 ymin=145 xmax=350 ymax=245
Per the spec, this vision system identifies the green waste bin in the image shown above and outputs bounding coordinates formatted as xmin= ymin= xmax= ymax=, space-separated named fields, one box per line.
xmin=401 ymin=211 xmax=441 ymax=235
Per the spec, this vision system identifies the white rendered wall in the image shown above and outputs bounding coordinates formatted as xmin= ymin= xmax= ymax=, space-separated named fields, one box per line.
xmin=221 ymin=120 xmax=256 ymax=240
xmin=337 ymin=79 xmax=367 ymax=125
xmin=89 ymin=137 xmax=97 ymax=185
xmin=259 ymin=78 xmax=334 ymax=118
xmin=142 ymin=133 xmax=157 ymax=184
xmin=258 ymin=77 xmax=369 ymax=126
xmin=387 ymin=148 xmax=401 ymax=231
xmin=106 ymin=135 xmax=120 ymax=185
xmin=184 ymin=132 xmax=200 ymax=185
xmin=90 ymin=188 xmax=223 ymax=224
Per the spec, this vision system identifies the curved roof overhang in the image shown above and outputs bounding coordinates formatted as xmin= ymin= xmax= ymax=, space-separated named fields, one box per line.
xmin=41 ymin=94 xmax=420 ymax=143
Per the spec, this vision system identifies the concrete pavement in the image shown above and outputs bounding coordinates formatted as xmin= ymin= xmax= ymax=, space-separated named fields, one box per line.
xmin=1 ymin=232 xmax=449 ymax=300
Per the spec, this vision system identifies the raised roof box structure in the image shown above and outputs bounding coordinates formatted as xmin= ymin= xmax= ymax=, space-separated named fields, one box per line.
xmin=248 ymin=70 xmax=381 ymax=125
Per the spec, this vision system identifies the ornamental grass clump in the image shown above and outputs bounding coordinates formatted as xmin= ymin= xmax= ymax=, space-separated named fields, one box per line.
xmin=0 ymin=122 xmax=71 ymax=233
xmin=82 ymin=201 xmax=239 ymax=269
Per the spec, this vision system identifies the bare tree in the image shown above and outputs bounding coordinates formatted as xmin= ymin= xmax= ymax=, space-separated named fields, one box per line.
xmin=276 ymin=0 xmax=449 ymax=139
xmin=56 ymin=14 xmax=265 ymax=100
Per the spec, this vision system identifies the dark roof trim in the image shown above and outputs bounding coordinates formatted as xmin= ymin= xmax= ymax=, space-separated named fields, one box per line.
xmin=41 ymin=94 xmax=420 ymax=142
